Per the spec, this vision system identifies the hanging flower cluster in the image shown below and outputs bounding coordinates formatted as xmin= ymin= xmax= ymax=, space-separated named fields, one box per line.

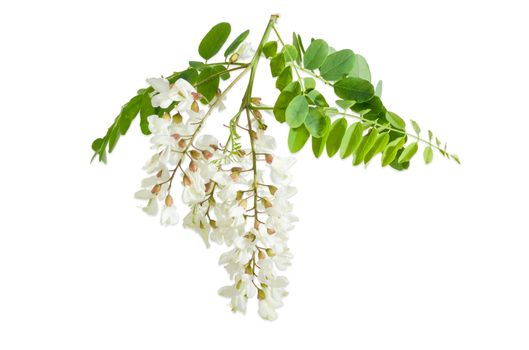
xmin=92 ymin=15 xmax=458 ymax=320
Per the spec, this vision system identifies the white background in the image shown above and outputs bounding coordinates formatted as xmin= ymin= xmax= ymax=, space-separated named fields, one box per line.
xmin=1 ymin=0 xmax=528 ymax=349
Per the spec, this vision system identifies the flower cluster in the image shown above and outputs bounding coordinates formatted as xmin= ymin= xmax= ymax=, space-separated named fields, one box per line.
xmin=134 ymin=75 xmax=297 ymax=320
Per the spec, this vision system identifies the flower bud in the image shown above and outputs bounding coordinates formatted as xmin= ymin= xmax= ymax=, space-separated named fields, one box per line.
xmin=208 ymin=196 xmax=216 ymax=207
xmin=190 ymin=150 xmax=201 ymax=159
xmin=250 ymin=130 xmax=258 ymax=140
xmin=254 ymin=221 xmax=260 ymax=229
xmin=162 ymin=112 xmax=171 ymax=121
xmin=265 ymin=154 xmax=274 ymax=164
xmin=245 ymin=232 xmax=256 ymax=242
xmin=191 ymin=100 xmax=199 ymax=113
xmin=266 ymin=248 xmax=276 ymax=257
xmin=237 ymin=150 xmax=246 ymax=157
xmin=189 ymin=160 xmax=198 ymax=172
xmin=171 ymin=133 xmax=181 ymax=141
xmin=268 ymin=185 xmax=278 ymax=195
xmin=245 ymin=265 xmax=253 ymax=275
xmin=267 ymin=228 xmax=276 ymax=235
xmin=239 ymin=198 xmax=247 ymax=209
xmin=262 ymin=198 xmax=273 ymax=209
xmin=231 ymin=166 xmax=243 ymax=172
xmin=191 ymin=91 xmax=201 ymax=101
xmin=165 ymin=194 xmax=173 ymax=207
xmin=204 ymin=181 xmax=213 ymax=193
xmin=202 ymin=150 xmax=213 ymax=160
xmin=210 ymin=219 xmax=217 ymax=229
xmin=236 ymin=191 xmax=244 ymax=201
xmin=230 ymin=171 xmax=239 ymax=181
xmin=251 ymin=97 xmax=262 ymax=105
xmin=156 ymin=170 xmax=163 ymax=178
xmin=257 ymin=289 xmax=266 ymax=300
xmin=178 ymin=138 xmax=187 ymax=148
xmin=229 ymin=53 xmax=239 ymax=63
xmin=151 ymin=184 xmax=161 ymax=195
xmin=258 ymin=250 xmax=266 ymax=260
xmin=236 ymin=279 xmax=242 ymax=290
xmin=253 ymin=109 xmax=262 ymax=120
xmin=173 ymin=113 xmax=183 ymax=124
xmin=183 ymin=174 xmax=192 ymax=186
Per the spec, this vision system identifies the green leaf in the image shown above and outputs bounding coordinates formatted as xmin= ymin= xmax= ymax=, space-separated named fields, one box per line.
xmin=282 ymin=44 xmax=298 ymax=62
xmin=349 ymin=54 xmax=371 ymax=81
xmin=336 ymin=100 xmax=356 ymax=110
xmin=140 ymin=93 xmax=154 ymax=135
xmin=197 ymin=66 xmax=223 ymax=102
xmin=306 ymin=90 xmax=329 ymax=107
xmin=375 ymin=80 xmax=383 ymax=97
xmin=270 ymin=53 xmax=286 ymax=77
xmin=428 ymin=130 xmax=434 ymax=141
xmin=224 ymin=29 xmax=249 ymax=58
xmin=364 ymin=133 xmax=390 ymax=164
xmin=326 ymin=118 xmax=347 ymax=157
xmin=288 ymin=125 xmax=310 ymax=153
xmin=118 ymin=94 xmax=143 ymax=135
xmin=292 ymin=32 xmax=303 ymax=65
xmin=304 ymin=108 xmax=330 ymax=138
xmin=398 ymin=142 xmax=419 ymax=163
xmin=340 ymin=122 xmax=364 ymax=159
xmin=450 ymin=154 xmax=461 ymax=164
xmin=91 ymin=138 xmax=103 ymax=152
xmin=386 ymin=111 xmax=406 ymax=130
xmin=423 ymin=146 xmax=434 ymax=164
xmin=198 ymin=22 xmax=231 ymax=60
xmin=382 ymin=137 xmax=406 ymax=166
xmin=353 ymin=127 xmax=378 ymax=165
xmin=312 ymin=130 xmax=330 ymax=158
xmin=276 ymin=67 xmax=293 ymax=91
xmin=286 ymin=95 xmax=309 ymax=128
xmin=303 ymin=77 xmax=316 ymax=91
xmin=334 ymin=77 xmax=375 ymax=102
xmin=410 ymin=119 xmax=421 ymax=135
xmin=273 ymin=90 xmax=296 ymax=123
xmin=108 ymin=125 xmax=121 ymax=153
xmin=263 ymin=41 xmax=278 ymax=58
xmin=319 ymin=49 xmax=355 ymax=81
xmin=303 ymin=39 xmax=329 ymax=70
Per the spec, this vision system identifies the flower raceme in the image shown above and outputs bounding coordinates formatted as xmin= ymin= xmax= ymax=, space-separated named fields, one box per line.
xmin=93 ymin=15 xmax=458 ymax=321
xmin=132 ymin=76 xmax=296 ymax=320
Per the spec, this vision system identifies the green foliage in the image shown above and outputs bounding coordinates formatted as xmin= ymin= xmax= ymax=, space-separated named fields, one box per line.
xmin=224 ymin=29 xmax=249 ymax=58
xmin=288 ymin=125 xmax=310 ymax=153
xmin=270 ymin=53 xmax=286 ymax=77
xmin=398 ymin=142 xmax=419 ymax=163
xmin=263 ymin=41 xmax=278 ymax=58
xmin=304 ymin=108 xmax=330 ymax=137
xmin=319 ymin=49 xmax=355 ymax=81
xmin=276 ymin=67 xmax=293 ymax=90
xmin=197 ymin=65 xmax=226 ymax=102
xmin=326 ymin=118 xmax=347 ymax=157
xmin=353 ymin=127 xmax=378 ymax=166
xmin=340 ymin=122 xmax=364 ymax=159
xmin=303 ymin=39 xmax=329 ymax=70
xmin=273 ymin=90 xmax=297 ymax=123
xmin=199 ymin=22 xmax=231 ymax=60
xmin=285 ymin=95 xmax=309 ymax=128
xmin=349 ymin=54 xmax=371 ymax=81
xmin=282 ymin=44 xmax=298 ymax=62
xmin=334 ymin=77 xmax=375 ymax=103
xmin=423 ymin=146 xmax=434 ymax=164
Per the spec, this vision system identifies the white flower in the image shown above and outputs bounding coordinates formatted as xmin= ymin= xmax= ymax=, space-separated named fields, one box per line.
xmin=161 ymin=205 xmax=179 ymax=226
xmin=235 ymin=42 xmax=255 ymax=61
xmin=147 ymin=78 xmax=196 ymax=112
xmin=269 ymin=156 xmax=296 ymax=185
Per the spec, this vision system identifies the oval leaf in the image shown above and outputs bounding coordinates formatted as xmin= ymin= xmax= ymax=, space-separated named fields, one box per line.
xmin=353 ymin=127 xmax=379 ymax=166
xmin=424 ymin=146 xmax=434 ymax=164
xmin=398 ymin=142 xmax=419 ymax=163
xmin=334 ymin=77 xmax=375 ymax=103
xmin=340 ymin=122 xmax=364 ymax=159
xmin=326 ymin=118 xmax=347 ymax=157
xmin=320 ymin=49 xmax=355 ymax=81
xmin=288 ymin=125 xmax=310 ymax=153
xmin=199 ymin=22 xmax=231 ymax=60
xmin=349 ymin=54 xmax=371 ymax=81
xmin=304 ymin=108 xmax=330 ymax=138
xmin=224 ymin=29 xmax=249 ymax=58
xmin=303 ymin=39 xmax=329 ymax=70
xmin=286 ymin=95 xmax=309 ymax=128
